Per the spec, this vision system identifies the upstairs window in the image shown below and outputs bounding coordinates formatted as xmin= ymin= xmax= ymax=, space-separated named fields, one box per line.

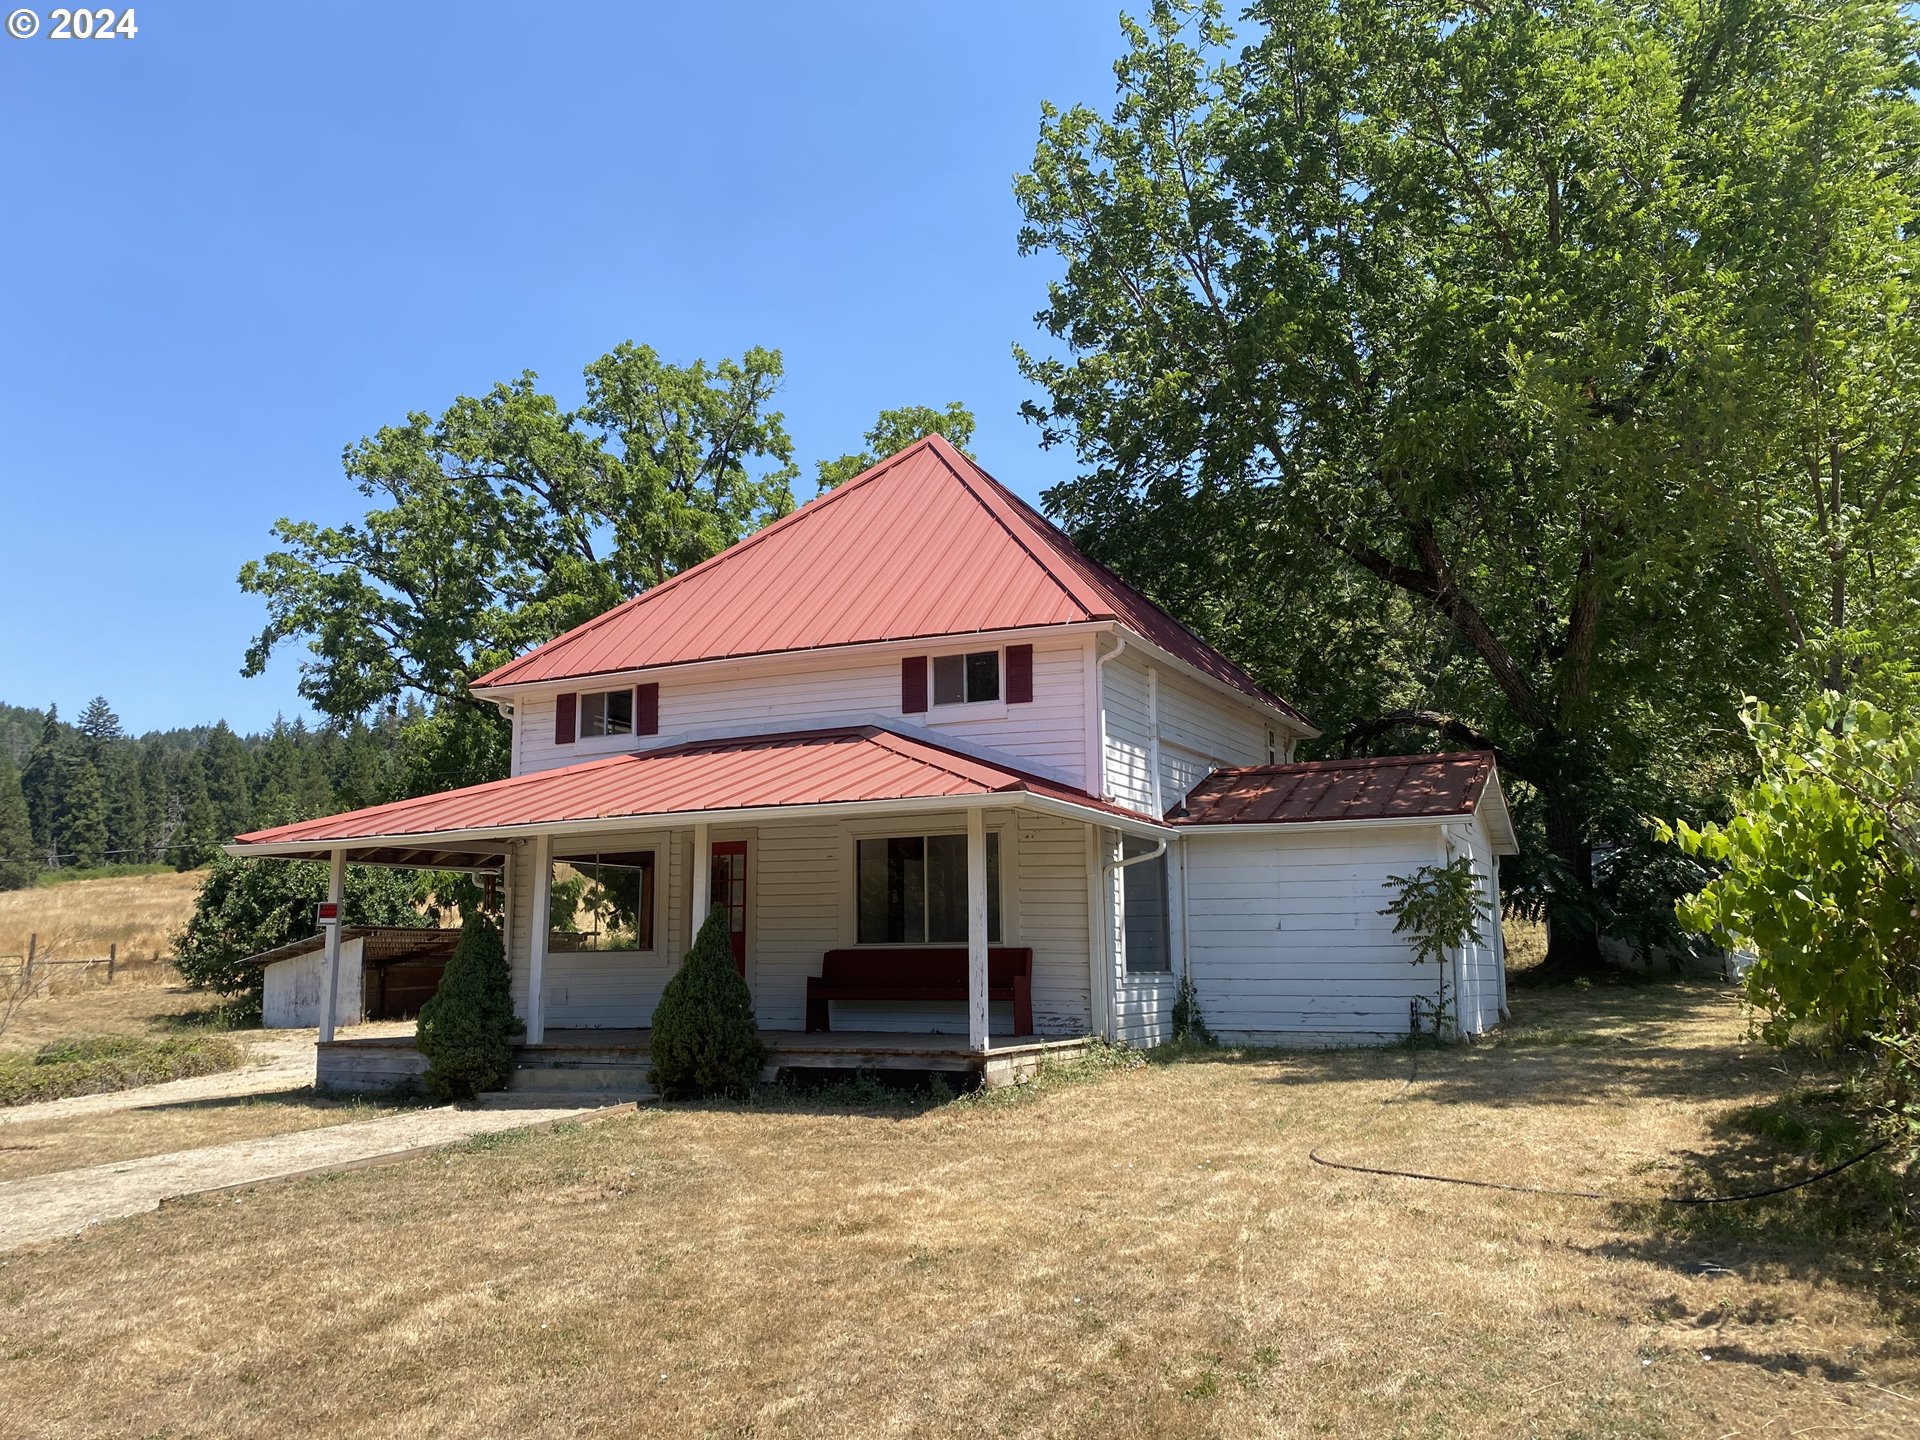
xmin=857 ymin=832 xmax=1002 ymax=944
xmin=579 ymin=688 xmax=634 ymax=738
xmin=933 ymin=650 xmax=1000 ymax=706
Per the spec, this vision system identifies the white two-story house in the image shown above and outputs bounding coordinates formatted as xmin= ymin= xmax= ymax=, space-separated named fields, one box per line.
xmin=232 ymin=436 xmax=1515 ymax=1086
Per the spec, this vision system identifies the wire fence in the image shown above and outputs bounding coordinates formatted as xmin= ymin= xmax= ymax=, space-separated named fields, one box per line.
xmin=0 ymin=937 xmax=180 ymax=1002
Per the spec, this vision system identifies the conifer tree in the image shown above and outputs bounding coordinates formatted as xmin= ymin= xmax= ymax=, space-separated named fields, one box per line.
xmin=19 ymin=706 xmax=63 ymax=863
xmin=201 ymin=722 xmax=252 ymax=843
xmin=0 ymin=754 xmax=35 ymax=891
xmin=648 ymin=906 xmax=766 ymax=1099
xmin=169 ymin=752 xmax=215 ymax=869
xmin=415 ymin=912 xmax=520 ymax=1100
xmin=55 ymin=755 xmax=107 ymax=868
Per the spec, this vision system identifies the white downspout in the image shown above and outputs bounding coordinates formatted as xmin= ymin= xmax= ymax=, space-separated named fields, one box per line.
xmin=1146 ymin=665 xmax=1164 ymax=818
xmin=1094 ymin=632 xmax=1128 ymax=803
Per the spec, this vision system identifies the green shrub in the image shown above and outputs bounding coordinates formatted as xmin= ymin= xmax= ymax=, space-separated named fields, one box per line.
xmin=0 ymin=1034 xmax=245 ymax=1106
xmin=415 ymin=912 xmax=521 ymax=1101
xmin=649 ymin=907 xmax=766 ymax=1100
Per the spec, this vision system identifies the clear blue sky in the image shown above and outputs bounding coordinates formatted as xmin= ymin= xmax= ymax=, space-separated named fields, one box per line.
xmin=0 ymin=1 xmax=1124 ymax=735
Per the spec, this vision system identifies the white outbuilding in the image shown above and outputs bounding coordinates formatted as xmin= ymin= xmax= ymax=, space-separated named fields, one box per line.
xmin=1170 ymin=753 xmax=1519 ymax=1044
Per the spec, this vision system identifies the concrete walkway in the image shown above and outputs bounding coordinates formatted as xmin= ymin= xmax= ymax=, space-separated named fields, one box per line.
xmin=0 ymin=1097 xmax=624 ymax=1252
xmin=0 ymin=1023 xmax=412 ymax=1129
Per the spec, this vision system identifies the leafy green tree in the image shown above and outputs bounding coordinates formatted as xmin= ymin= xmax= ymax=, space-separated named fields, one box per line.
xmin=239 ymin=344 xmax=799 ymax=734
xmin=415 ymin=912 xmax=521 ymax=1100
xmin=1014 ymin=0 xmax=1916 ymax=970
xmin=0 ymin=755 xmax=35 ymax=891
xmin=1668 ymin=697 xmax=1920 ymax=1044
xmin=815 ymin=402 xmax=978 ymax=488
xmin=172 ymin=853 xmax=428 ymax=1016
xmin=55 ymin=755 xmax=107 ymax=868
xmin=648 ymin=906 xmax=766 ymax=1099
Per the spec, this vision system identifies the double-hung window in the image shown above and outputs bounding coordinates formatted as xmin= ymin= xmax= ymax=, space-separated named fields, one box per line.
xmin=932 ymin=650 xmax=1000 ymax=706
xmin=856 ymin=832 xmax=1002 ymax=944
xmin=578 ymin=688 xmax=634 ymax=738
xmin=1121 ymin=838 xmax=1171 ymax=973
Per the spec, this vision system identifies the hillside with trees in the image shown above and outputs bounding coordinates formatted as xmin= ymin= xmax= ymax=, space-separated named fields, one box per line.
xmin=0 ymin=696 xmax=422 ymax=887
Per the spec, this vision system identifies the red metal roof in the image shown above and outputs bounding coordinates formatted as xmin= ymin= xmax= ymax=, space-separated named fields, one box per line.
xmin=471 ymin=435 xmax=1307 ymax=724
xmin=1170 ymin=753 xmax=1497 ymax=827
xmin=233 ymin=726 xmax=1154 ymax=851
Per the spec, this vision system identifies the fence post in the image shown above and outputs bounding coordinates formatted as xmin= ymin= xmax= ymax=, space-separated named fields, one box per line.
xmin=25 ymin=934 xmax=35 ymax=999
xmin=108 ymin=944 xmax=116 ymax=984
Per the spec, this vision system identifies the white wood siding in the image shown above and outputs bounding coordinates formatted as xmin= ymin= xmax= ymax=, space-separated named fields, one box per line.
xmin=1101 ymin=654 xmax=1276 ymax=818
xmin=1183 ymin=824 xmax=1501 ymax=1044
xmin=510 ymin=636 xmax=1090 ymax=788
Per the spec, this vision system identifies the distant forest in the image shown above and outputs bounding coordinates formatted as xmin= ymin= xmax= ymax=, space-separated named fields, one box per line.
xmin=0 ymin=696 xmax=444 ymax=888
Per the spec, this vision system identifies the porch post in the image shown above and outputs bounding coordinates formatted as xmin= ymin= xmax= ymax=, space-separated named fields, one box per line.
xmin=319 ymin=847 xmax=345 ymax=1044
xmin=690 ymin=821 xmax=711 ymax=937
xmin=525 ymin=833 xmax=553 ymax=1045
xmin=967 ymin=807 xmax=989 ymax=1054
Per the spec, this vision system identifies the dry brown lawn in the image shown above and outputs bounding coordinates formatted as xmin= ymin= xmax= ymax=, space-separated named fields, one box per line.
xmin=0 ymin=1088 xmax=406 ymax=1181
xmin=0 ymin=982 xmax=1914 ymax=1440
xmin=0 ymin=868 xmax=204 ymax=967
xmin=0 ymin=980 xmax=220 ymax=1057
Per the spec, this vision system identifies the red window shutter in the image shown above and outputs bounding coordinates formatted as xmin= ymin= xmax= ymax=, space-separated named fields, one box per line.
xmin=901 ymin=656 xmax=928 ymax=714
xmin=1005 ymin=644 xmax=1034 ymax=704
xmin=554 ymin=692 xmax=577 ymax=746
xmin=635 ymin=682 xmax=659 ymax=736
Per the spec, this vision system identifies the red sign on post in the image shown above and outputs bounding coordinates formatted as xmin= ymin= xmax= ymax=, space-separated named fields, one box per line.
xmin=315 ymin=901 xmax=341 ymax=925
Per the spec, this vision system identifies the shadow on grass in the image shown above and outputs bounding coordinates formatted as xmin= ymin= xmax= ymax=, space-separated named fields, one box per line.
xmin=112 ymin=1085 xmax=425 ymax=1117
xmin=1595 ymin=1082 xmax=1920 ymax=1332
xmin=153 ymin=1003 xmax=261 ymax=1035
xmin=1150 ymin=978 xmax=1793 ymax=1114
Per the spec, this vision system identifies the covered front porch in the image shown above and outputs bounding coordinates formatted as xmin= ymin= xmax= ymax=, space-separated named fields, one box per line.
xmin=230 ymin=727 xmax=1182 ymax=1088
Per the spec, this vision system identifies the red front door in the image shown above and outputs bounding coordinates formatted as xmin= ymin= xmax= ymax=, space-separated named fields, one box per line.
xmin=710 ymin=841 xmax=748 ymax=974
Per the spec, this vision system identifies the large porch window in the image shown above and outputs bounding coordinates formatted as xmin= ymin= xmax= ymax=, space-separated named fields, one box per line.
xmin=550 ymin=850 xmax=656 ymax=952
xmin=857 ymin=832 xmax=1002 ymax=944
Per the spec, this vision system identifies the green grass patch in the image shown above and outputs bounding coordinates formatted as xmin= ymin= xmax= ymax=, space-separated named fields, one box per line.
xmin=31 ymin=862 xmax=177 ymax=887
xmin=0 ymin=1033 xmax=248 ymax=1106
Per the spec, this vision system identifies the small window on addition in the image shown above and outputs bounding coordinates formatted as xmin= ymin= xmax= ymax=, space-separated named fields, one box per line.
xmin=580 ymin=689 xmax=634 ymax=737
xmin=1121 ymin=838 xmax=1171 ymax=974
xmin=932 ymin=650 xmax=1000 ymax=706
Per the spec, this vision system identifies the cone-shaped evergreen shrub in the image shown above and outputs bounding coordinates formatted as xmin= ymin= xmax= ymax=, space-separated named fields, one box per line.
xmin=649 ymin=906 xmax=766 ymax=1100
xmin=415 ymin=911 xmax=521 ymax=1101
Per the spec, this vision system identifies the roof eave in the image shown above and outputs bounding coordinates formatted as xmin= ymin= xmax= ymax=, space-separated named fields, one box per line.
xmin=227 ymin=789 xmax=1171 ymax=862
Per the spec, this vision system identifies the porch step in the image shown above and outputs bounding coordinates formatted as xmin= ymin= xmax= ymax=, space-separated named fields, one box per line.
xmin=505 ymin=1060 xmax=656 ymax=1098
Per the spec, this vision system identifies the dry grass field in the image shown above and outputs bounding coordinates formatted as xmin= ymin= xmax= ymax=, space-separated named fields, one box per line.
xmin=0 ymin=981 xmax=1914 ymax=1439
xmin=0 ymin=868 xmax=204 ymax=967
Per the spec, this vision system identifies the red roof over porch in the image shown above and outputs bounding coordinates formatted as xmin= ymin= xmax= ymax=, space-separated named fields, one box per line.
xmin=230 ymin=726 xmax=1161 ymax=866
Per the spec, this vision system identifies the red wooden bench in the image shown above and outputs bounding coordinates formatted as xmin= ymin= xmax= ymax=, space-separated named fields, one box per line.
xmin=805 ymin=947 xmax=1034 ymax=1035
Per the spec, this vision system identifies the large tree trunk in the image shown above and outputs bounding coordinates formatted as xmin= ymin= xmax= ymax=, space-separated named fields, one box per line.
xmin=1537 ymin=783 xmax=1607 ymax=978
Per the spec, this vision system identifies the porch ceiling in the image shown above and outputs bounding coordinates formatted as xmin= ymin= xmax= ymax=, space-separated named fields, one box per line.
xmin=227 ymin=725 xmax=1166 ymax=861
